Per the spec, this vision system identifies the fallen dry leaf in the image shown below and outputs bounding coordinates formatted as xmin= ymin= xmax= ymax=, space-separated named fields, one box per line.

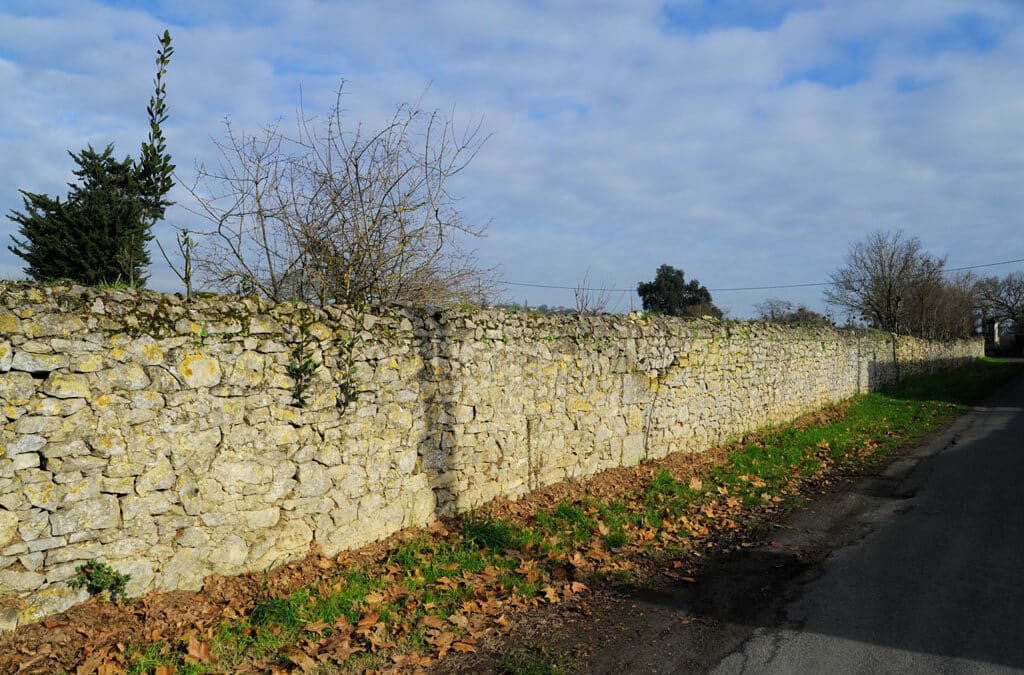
xmin=185 ymin=635 xmax=217 ymax=665
xmin=286 ymin=649 xmax=318 ymax=673
xmin=420 ymin=615 xmax=448 ymax=630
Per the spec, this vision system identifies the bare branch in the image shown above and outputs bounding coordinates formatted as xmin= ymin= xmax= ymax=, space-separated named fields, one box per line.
xmin=181 ymin=82 xmax=493 ymax=307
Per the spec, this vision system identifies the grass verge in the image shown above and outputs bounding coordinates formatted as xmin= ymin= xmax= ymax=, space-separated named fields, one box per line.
xmin=107 ymin=358 xmax=1022 ymax=673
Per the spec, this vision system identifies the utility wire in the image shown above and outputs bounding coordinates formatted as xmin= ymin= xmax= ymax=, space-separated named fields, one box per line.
xmin=500 ymin=256 xmax=1024 ymax=294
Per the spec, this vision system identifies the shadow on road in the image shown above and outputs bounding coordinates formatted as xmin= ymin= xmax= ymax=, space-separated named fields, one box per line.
xmin=578 ymin=372 xmax=1024 ymax=673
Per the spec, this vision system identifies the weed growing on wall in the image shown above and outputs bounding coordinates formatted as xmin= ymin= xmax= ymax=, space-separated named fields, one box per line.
xmin=69 ymin=559 xmax=131 ymax=603
xmin=335 ymin=302 xmax=366 ymax=411
xmin=287 ymin=308 xmax=321 ymax=408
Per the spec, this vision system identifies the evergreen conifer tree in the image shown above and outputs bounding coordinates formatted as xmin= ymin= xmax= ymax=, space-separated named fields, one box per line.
xmin=7 ymin=30 xmax=174 ymax=286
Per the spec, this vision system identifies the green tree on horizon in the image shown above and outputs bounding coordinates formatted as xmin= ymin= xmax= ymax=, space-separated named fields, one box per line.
xmin=637 ymin=264 xmax=722 ymax=318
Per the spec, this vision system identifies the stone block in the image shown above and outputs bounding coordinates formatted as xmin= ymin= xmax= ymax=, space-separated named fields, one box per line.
xmin=295 ymin=462 xmax=330 ymax=498
xmin=240 ymin=507 xmax=280 ymax=529
xmin=0 ymin=569 xmax=45 ymax=593
xmin=208 ymin=534 xmax=249 ymax=575
xmin=0 ymin=511 xmax=18 ymax=549
xmin=11 ymin=351 xmax=68 ymax=374
xmin=156 ymin=548 xmax=206 ymax=592
xmin=23 ymin=482 xmax=61 ymax=512
xmin=40 ymin=373 xmax=91 ymax=399
xmin=49 ymin=494 xmax=119 ymax=536
xmin=25 ymin=536 xmax=66 ymax=553
xmin=12 ymin=453 xmax=40 ymax=471
xmin=137 ymin=455 xmax=175 ymax=493
xmin=175 ymin=353 xmax=222 ymax=388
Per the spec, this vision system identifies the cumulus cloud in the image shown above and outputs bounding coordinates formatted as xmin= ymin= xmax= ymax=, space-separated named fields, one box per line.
xmin=0 ymin=1 xmax=1022 ymax=316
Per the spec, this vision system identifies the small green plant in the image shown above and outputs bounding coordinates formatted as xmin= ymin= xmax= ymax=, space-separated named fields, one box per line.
xmin=69 ymin=559 xmax=131 ymax=602
xmin=195 ymin=321 xmax=209 ymax=347
xmin=334 ymin=301 xmax=366 ymax=411
xmin=287 ymin=308 xmax=321 ymax=408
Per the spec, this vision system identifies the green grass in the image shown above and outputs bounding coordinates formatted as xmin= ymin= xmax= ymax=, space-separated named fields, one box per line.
xmin=127 ymin=357 xmax=1022 ymax=673
xmin=500 ymin=644 xmax=579 ymax=674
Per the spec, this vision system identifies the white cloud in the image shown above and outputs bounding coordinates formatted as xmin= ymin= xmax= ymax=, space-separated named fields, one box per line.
xmin=1 ymin=1 xmax=1022 ymax=317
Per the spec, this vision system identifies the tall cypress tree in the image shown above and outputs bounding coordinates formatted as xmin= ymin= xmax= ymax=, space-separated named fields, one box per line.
xmin=8 ymin=30 xmax=174 ymax=286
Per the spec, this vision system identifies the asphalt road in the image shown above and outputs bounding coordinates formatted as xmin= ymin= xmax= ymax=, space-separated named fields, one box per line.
xmin=574 ymin=374 xmax=1024 ymax=675
xmin=713 ymin=374 xmax=1024 ymax=674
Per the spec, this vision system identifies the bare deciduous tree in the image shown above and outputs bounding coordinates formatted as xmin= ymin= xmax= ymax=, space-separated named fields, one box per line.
xmin=976 ymin=271 xmax=1024 ymax=329
xmin=574 ymin=269 xmax=611 ymax=316
xmin=825 ymin=230 xmax=975 ymax=339
xmin=184 ymin=84 xmax=493 ymax=307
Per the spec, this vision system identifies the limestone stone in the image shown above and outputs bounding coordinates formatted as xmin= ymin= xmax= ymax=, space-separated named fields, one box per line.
xmin=128 ymin=337 xmax=166 ymax=366
xmin=29 ymin=397 xmax=87 ymax=417
xmin=274 ymin=519 xmax=313 ymax=554
xmin=176 ymin=527 xmax=209 ymax=548
xmin=60 ymin=476 xmax=102 ymax=505
xmin=137 ymin=455 xmax=175 ymax=493
xmin=12 ymin=453 xmax=40 ymax=471
xmin=208 ymin=534 xmax=249 ymax=574
xmin=175 ymin=352 xmax=222 ymax=388
xmin=120 ymin=493 xmax=175 ymax=520
xmin=157 ymin=549 xmax=207 ymax=591
xmin=101 ymin=476 xmax=135 ymax=494
xmin=121 ymin=559 xmax=156 ymax=596
xmin=23 ymin=481 xmax=61 ymax=512
xmin=240 ymin=507 xmax=280 ymax=529
xmin=25 ymin=536 xmax=66 ymax=553
xmin=0 ymin=342 xmax=11 ymax=372
xmin=105 ymin=363 xmax=151 ymax=391
xmin=11 ymin=351 xmax=68 ymax=374
xmin=0 ymin=372 xmax=37 ymax=405
xmin=12 ymin=415 xmax=61 ymax=435
xmin=1 ymin=583 xmax=89 ymax=631
xmin=44 ymin=541 xmax=102 ymax=565
xmin=0 ymin=511 xmax=19 ymax=548
xmin=167 ymin=427 xmax=221 ymax=473
xmin=49 ymin=495 xmax=120 ymax=535
xmin=0 ymin=569 xmax=45 ymax=593
xmin=40 ymin=373 xmax=90 ymax=399
xmin=68 ymin=353 xmax=105 ymax=373
xmin=295 ymin=462 xmax=330 ymax=498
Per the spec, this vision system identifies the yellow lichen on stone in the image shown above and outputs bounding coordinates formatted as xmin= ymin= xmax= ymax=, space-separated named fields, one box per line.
xmin=176 ymin=352 xmax=221 ymax=388
xmin=567 ymin=398 xmax=592 ymax=412
xmin=141 ymin=342 xmax=164 ymax=364
xmin=71 ymin=354 xmax=104 ymax=373
xmin=0 ymin=312 xmax=18 ymax=333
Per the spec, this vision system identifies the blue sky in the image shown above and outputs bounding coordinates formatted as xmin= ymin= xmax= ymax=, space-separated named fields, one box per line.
xmin=1 ymin=0 xmax=1022 ymax=317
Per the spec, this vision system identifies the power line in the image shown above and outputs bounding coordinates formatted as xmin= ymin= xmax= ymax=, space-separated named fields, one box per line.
xmin=500 ymin=256 xmax=1024 ymax=294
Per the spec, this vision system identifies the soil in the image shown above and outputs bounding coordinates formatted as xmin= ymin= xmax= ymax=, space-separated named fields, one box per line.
xmin=0 ymin=403 xmax=860 ymax=674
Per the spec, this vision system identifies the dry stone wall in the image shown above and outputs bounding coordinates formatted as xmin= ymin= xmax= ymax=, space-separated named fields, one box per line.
xmin=0 ymin=283 xmax=982 ymax=629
